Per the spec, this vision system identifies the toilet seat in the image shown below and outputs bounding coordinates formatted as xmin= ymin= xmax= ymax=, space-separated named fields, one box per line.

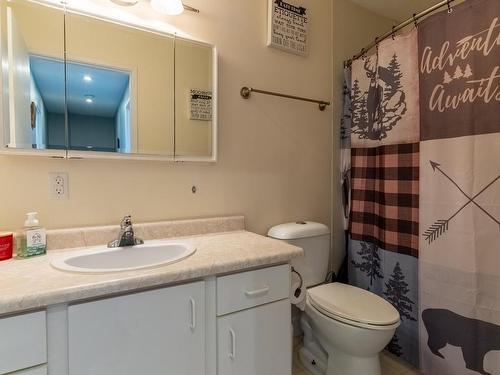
xmin=308 ymin=283 xmax=400 ymax=330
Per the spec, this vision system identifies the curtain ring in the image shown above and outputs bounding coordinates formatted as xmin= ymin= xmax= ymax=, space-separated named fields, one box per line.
xmin=413 ymin=13 xmax=418 ymax=28
xmin=391 ymin=25 xmax=396 ymax=40
xmin=447 ymin=0 xmax=453 ymax=13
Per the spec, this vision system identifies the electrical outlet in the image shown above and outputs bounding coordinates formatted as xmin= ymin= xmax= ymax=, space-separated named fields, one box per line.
xmin=49 ymin=172 xmax=69 ymax=200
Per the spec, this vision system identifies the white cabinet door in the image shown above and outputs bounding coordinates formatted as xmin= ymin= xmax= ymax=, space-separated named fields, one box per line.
xmin=68 ymin=281 xmax=205 ymax=375
xmin=0 ymin=311 xmax=46 ymax=375
xmin=217 ymin=299 xmax=291 ymax=375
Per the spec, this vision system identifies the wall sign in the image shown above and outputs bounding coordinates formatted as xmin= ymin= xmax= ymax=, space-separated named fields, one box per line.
xmin=267 ymin=0 xmax=309 ymax=56
xmin=189 ymin=89 xmax=212 ymax=121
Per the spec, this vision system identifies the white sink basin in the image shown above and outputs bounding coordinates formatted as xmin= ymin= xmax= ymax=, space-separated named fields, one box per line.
xmin=51 ymin=240 xmax=196 ymax=273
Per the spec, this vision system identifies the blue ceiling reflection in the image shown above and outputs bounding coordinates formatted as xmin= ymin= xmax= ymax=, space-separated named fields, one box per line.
xmin=30 ymin=56 xmax=129 ymax=117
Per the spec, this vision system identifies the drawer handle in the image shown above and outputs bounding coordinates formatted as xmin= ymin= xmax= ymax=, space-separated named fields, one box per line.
xmin=229 ymin=328 xmax=236 ymax=360
xmin=189 ymin=297 xmax=196 ymax=330
xmin=244 ymin=286 xmax=270 ymax=297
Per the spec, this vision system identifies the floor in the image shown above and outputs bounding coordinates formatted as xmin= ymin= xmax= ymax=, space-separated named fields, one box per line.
xmin=292 ymin=339 xmax=423 ymax=375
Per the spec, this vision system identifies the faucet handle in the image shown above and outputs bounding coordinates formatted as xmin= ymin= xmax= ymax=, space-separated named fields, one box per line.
xmin=121 ymin=215 xmax=132 ymax=228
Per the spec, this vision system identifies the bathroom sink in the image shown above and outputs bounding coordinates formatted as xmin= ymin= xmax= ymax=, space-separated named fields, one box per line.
xmin=51 ymin=240 xmax=196 ymax=273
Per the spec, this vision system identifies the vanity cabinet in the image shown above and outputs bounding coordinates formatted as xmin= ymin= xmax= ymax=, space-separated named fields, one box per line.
xmin=67 ymin=281 xmax=205 ymax=375
xmin=0 ymin=264 xmax=293 ymax=375
xmin=216 ymin=265 xmax=292 ymax=375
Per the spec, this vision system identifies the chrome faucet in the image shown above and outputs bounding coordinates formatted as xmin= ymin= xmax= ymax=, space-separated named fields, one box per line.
xmin=108 ymin=215 xmax=144 ymax=248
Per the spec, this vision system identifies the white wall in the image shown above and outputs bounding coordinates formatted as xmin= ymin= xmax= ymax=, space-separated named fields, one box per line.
xmin=30 ymin=72 xmax=47 ymax=149
xmin=6 ymin=6 xmax=31 ymax=148
xmin=0 ymin=0 xmax=333 ymax=243
xmin=116 ymin=83 xmax=131 ymax=153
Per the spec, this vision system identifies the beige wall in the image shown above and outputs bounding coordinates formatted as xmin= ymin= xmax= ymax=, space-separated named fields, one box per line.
xmin=0 ymin=0 xmax=333 ymax=242
xmin=6 ymin=0 xmax=64 ymax=59
xmin=330 ymin=0 xmax=394 ymax=272
xmin=175 ymin=40 xmax=213 ymax=157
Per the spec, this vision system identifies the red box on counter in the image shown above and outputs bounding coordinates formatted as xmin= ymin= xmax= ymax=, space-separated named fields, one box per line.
xmin=0 ymin=232 xmax=13 ymax=261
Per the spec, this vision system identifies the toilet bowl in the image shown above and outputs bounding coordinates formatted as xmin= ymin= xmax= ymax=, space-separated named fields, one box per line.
xmin=303 ymin=283 xmax=400 ymax=375
xmin=267 ymin=222 xmax=400 ymax=375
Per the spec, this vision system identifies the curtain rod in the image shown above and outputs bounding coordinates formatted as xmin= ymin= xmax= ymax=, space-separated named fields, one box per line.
xmin=344 ymin=0 xmax=456 ymax=67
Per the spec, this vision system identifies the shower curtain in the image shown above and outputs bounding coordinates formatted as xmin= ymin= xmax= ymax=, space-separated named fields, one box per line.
xmin=344 ymin=0 xmax=500 ymax=373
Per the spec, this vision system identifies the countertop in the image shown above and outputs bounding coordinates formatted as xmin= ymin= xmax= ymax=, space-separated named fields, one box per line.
xmin=0 ymin=230 xmax=303 ymax=316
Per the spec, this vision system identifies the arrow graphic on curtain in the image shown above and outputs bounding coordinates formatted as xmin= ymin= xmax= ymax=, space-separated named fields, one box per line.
xmin=424 ymin=161 xmax=500 ymax=244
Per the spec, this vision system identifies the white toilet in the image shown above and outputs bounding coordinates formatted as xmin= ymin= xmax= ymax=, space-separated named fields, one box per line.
xmin=268 ymin=222 xmax=400 ymax=375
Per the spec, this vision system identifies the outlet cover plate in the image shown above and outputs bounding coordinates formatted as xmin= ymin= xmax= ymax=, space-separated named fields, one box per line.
xmin=49 ymin=172 xmax=69 ymax=200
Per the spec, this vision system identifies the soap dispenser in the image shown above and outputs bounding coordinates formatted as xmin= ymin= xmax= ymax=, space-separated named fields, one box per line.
xmin=17 ymin=212 xmax=47 ymax=258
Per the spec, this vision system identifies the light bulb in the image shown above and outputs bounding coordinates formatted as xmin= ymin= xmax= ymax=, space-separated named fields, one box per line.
xmin=151 ymin=0 xmax=184 ymax=15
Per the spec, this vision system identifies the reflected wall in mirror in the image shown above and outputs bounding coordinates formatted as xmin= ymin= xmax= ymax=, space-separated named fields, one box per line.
xmin=175 ymin=39 xmax=214 ymax=158
xmin=0 ymin=0 xmax=65 ymax=153
xmin=65 ymin=12 xmax=175 ymax=156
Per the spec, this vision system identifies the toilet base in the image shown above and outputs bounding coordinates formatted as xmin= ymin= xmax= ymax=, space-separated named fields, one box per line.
xmin=326 ymin=351 xmax=381 ymax=375
xmin=299 ymin=314 xmax=327 ymax=374
xmin=298 ymin=346 xmax=326 ymax=375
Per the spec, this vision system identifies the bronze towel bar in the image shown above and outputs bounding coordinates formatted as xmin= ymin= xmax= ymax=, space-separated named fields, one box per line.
xmin=240 ymin=87 xmax=331 ymax=111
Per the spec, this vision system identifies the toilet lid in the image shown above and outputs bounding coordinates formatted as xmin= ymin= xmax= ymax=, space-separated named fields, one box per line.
xmin=308 ymin=283 xmax=400 ymax=326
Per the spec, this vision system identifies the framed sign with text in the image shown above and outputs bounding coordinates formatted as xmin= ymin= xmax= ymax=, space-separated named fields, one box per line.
xmin=267 ymin=0 xmax=309 ymax=56
xmin=189 ymin=89 xmax=212 ymax=121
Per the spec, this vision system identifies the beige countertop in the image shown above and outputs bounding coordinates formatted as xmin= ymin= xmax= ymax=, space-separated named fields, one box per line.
xmin=0 ymin=230 xmax=303 ymax=316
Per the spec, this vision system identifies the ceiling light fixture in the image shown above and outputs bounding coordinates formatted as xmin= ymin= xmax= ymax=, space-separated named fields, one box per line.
xmin=108 ymin=0 xmax=199 ymax=15
xmin=110 ymin=0 xmax=139 ymax=6
xmin=83 ymin=75 xmax=92 ymax=82
xmin=84 ymin=95 xmax=95 ymax=104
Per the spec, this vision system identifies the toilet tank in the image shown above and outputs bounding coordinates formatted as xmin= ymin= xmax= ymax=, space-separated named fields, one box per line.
xmin=268 ymin=222 xmax=330 ymax=287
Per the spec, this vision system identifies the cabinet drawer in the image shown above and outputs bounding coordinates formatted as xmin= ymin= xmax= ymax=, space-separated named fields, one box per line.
xmin=0 ymin=311 xmax=47 ymax=375
xmin=217 ymin=264 xmax=290 ymax=316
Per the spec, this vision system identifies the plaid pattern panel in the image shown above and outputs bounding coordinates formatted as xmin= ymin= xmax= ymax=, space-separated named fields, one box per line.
xmin=350 ymin=143 xmax=419 ymax=257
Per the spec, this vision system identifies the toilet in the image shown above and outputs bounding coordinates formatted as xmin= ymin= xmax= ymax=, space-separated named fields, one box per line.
xmin=268 ymin=222 xmax=400 ymax=375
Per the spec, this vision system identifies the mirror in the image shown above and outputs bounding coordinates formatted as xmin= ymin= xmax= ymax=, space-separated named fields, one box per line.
xmin=0 ymin=1 xmax=217 ymax=161
xmin=0 ymin=0 xmax=66 ymax=154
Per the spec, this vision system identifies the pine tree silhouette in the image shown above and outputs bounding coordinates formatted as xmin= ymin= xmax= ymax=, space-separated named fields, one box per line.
xmin=384 ymin=262 xmax=417 ymax=321
xmin=443 ymin=71 xmax=452 ymax=84
xmin=357 ymin=96 xmax=369 ymax=131
xmin=387 ymin=333 xmax=403 ymax=357
xmin=384 ymin=54 xmax=403 ymax=100
xmin=453 ymin=65 xmax=464 ymax=79
xmin=340 ymin=83 xmax=351 ymax=140
xmin=351 ymin=79 xmax=362 ymax=126
xmin=351 ymin=242 xmax=383 ymax=286
xmin=463 ymin=64 xmax=473 ymax=78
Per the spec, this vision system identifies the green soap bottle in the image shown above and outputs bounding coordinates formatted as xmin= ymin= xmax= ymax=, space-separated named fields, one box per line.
xmin=17 ymin=212 xmax=46 ymax=258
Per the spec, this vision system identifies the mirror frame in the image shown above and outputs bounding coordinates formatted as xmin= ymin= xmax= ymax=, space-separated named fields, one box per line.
xmin=0 ymin=0 xmax=218 ymax=163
